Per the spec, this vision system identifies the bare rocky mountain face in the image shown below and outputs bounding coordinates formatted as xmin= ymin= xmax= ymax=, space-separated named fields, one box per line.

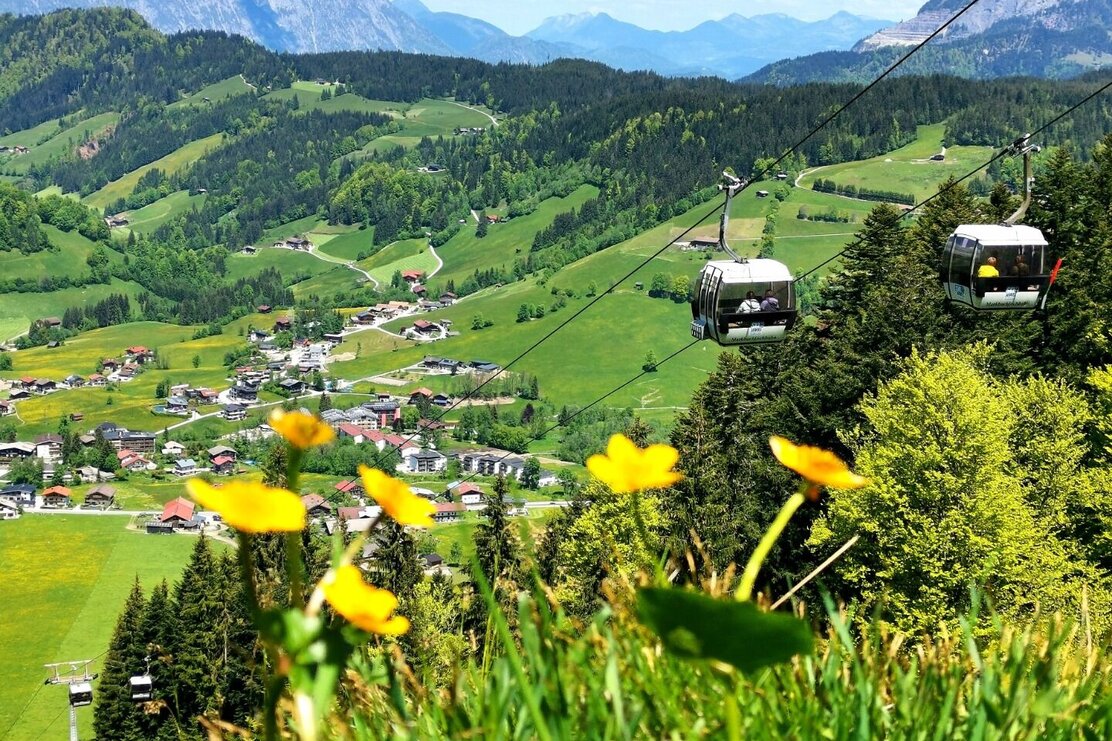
xmin=3 ymin=0 xmax=451 ymax=53
xmin=855 ymin=0 xmax=1095 ymax=50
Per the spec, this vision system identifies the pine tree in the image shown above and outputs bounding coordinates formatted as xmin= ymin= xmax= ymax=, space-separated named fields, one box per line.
xmin=317 ymin=392 xmax=333 ymax=412
xmin=137 ymin=580 xmax=175 ymax=739
xmin=93 ymin=578 xmax=146 ymax=741
xmin=168 ymin=537 xmax=224 ymax=724
xmin=366 ymin=519 xmax=422 ymax=602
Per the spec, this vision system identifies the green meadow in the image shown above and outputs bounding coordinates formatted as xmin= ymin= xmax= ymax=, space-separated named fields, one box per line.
xmin=0 ymin=112 xmax=119 ymax=175
xmin=358 ymin=238 xmax=441 ymax=285
xmin=0 ymin=516 xmax=224 ymax=741
xmin=115 ymin=189 xmax=208 ymax=235
xmin=84 ymin=133 xmax=226 ymax=210
xmin=797 ymin=123 xmax=995 ymax=200
xmin=0 ymin=279 xmax=148 ymax=344
xmin=434 ymin=185 xmax=600 ymax=285
xmin=315 ymin=228 xmax=375 ymax=261
xmin=0 ymin=226 xmax=114 ymax=283
xmin=166 ymin=75 xmax=254 ymax=109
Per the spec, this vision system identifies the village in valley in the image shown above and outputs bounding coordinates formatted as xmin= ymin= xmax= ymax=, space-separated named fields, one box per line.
xmin=0 ymin=260 xmax=572 ymax=571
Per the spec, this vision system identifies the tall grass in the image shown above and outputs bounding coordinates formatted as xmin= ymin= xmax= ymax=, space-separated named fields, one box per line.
xmin=337 ymin=590 xmax=1112 ymax=739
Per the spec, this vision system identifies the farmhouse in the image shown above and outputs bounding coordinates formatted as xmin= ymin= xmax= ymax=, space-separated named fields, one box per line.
xmin=173 ymin=459 xmax=199 ymax=476
xmin=0 ymin=400 xmax=12 ymax=416
xmin=334 ymin=479 xmax=366 ymax=498
xmin=87 ymin=373 xmax=106 ymax=386
xmin=77 ymin=465 xmax=115 ymax=483
xmin=33 ymin=379 xmax=57 ymax=394
xmin=279 ymin=378 xmax=305 ymax=394
xmin=84 ymin=484 xmax=116 ymax=508
xmin=409 ymin=388 xmax=433 ymax=404
xmin=34 ymin=434 xmax=63 ymax=460
xmin=223 ymin=403 xmax=247 ymax=421
xmin=0 ymin=442 xmax=36 ymax=462
xmin=0 ymin=499 xmax=19 ymax=520
xmin=162 ymin=440 xmax=186 ymax=457
xmin=301 ymin=494 xmax=332 ymax=517
xmin=0 ymin=484 xmax=36 ymax=508
xmin=126 ymin=346 xmax=155 ymax=363
xmin=273 ymin=316 xmax=293 ymax=332
xmin=401 ymin=270 xmax=424 ymax=283
xmin=160 ymin=497 xmax=196 ymax=527
xmin=211 ymin=456 xmax=236 ymax=475
xmin=208 ymin=445 xmax=237 ymax=461
xmin=42 ymin=486 xmax=72 ymax=508
xmin=433 ymin=502 xmax=465 ymax=523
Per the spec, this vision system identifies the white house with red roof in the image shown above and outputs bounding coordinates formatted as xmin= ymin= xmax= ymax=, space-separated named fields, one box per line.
xmin=42 ymin=485 xmax=72 ymax=508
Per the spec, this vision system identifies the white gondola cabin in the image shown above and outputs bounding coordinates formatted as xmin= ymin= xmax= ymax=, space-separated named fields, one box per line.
xmin=69 ymin=682 xmax=94 ymax=707
xmin=691 ymin=259 xmax=797 ymax=345
xmin=690 ymin=172 xmax=798 ymax=346
xmin=942 ymin=224 xmax=1051 ymax=310
xmin=130 ymin=674 xmax=153 ymax=701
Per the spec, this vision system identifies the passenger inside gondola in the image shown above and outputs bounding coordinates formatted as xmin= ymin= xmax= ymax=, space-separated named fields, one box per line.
xmin=760 ymin=289 xmax=779 ymax=311
xmin=741 ymin=291 xmax=761 ymax=312
xmin=1011 ymin=255 xmax=1030 ymax=277
xmin=977 ymin=256 xmax=1000 ymax=278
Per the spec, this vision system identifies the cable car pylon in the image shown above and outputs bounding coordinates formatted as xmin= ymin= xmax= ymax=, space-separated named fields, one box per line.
xmin=44 ymin=659 xmax=98 ymax=741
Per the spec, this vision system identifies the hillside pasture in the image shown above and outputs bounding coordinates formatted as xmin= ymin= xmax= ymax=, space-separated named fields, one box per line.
xmin=290 ymin=266 xmax=364 ymax=298
xmin=0 ymin=112 xmax=119 ymax=175
xmin=0 ymin=516 xmax=224 ymax=741
xmin=84 ymin=133 xmax=226 ymax=210
xmin=797 ymin=123 xmax=995 ymax=201
xmin=0 ymin=278 xmax=147 ymax=344
xmin=315 ymin=227 xmax=375 ymax=261
xmin=434 ymin=185 xmax=600 ymax=286
xmin=167 ymin=75 xmax=254 ymax=109
xmin=224 ymin=247 xmax=337 ymax=284
xmin=0 ymin=226 xmax=108 ymax=284
xmin=116 ymin=189 xmax=208 ymax=235
xmin=358 ymin=239 xmax=440 ymax=286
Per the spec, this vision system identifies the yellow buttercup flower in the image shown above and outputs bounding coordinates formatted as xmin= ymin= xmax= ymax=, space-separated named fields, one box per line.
xmin=268 ymin=409 xmax=335 ymax=449
xmin=768 ymin=436 xmax=868 ymax=490
xmin=586 ymin=433 xmax=683 ymax=494
xmin=359 ymin=465 xmax=435 ymax=527
xmin=186 ymin=479 xmax=307 ymax=533
xmin=322 ymin=565 xmax=410 ymax=635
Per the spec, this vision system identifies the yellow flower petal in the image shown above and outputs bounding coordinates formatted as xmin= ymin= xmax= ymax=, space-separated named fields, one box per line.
xmin=769 ymin=436 xmax=868 ymax=489
xmin=358 ymin=465 xmax=436 ymax=527
xmin=586 ymin=433 xmax=683 ymax=494
xmin=268 ymin=409 xmax=335 ymax=450
xmin=322 ymin=565 xmax=410 ymax=635
xmin=186 ymin=479 xmax=306 ymax=533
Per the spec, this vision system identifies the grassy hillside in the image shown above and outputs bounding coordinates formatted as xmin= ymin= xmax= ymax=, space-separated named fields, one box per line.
xmin=0 ymin=516 xmax=224 ymax=741
xmin=0 ymin=226 xmax=112 ymax=284
xmin=0 ymin=279 xmax=147 ymax=344
xmin=435 ymin=185 xmax=600 ymax=286
xmin=0 ymin=112 xmax=119 ymax=176
xmin=84 ymin=133 xmax=226 ymax=210
xmin=358 ymin=238 xmax=440 ymax=285
xmin=315 ymin=227 xmax=375 ymax=261
xmin=167 ymin=75 xmax=254 ymax=109
xmin=797 ymin=123 xmax=995 ymax=200
xmin=0 ymin=321 xmax=256 ymax=436
xmin=115 ymin=189 xmax=208 ymax=235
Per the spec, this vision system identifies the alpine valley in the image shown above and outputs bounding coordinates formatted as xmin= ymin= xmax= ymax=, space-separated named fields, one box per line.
xmin=2 ymin=4 xmax=1112 ymax=741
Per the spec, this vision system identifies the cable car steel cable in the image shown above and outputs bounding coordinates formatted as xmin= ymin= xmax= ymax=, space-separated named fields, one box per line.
xmin=367 ymin=0 xmax=984 ymax=455
xmin=794 ymin=76 xmax=1112 ymax=285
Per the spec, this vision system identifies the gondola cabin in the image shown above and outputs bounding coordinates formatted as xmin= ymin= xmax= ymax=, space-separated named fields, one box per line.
xmin=942 ymin=224 xmax=1050 ymax=310
xmin=130 ymin=675 xmax=153 ymax=701
xmin=69 ymin=682 xmax=93 ymax=707
xmin=691 ymin=259 xmax=797 ymax=345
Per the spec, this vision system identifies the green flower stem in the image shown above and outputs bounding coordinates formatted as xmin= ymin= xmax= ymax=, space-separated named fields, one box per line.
xmin=237 ymin=532 xmax=260 ymax=617
xmin=286 ymin=446 xmax=304 ymax=606
xmin=736 ymin=488 xmax=806 ymax=602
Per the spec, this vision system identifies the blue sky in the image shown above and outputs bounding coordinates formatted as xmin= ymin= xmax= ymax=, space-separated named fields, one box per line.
xmin=418 ymin=1 xmax=923 ymax=35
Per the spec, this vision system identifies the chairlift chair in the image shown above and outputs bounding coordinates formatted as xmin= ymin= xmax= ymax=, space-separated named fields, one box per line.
xmin=941 ymin=134 xmax=1056 ymax=311
xmin=69 ymin=682 xmax=93 ymax=707
xmin=691 ymin=173 xmax=798 ymax=345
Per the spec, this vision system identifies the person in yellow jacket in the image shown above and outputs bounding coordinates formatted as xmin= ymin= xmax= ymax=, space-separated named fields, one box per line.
xmin=977 ymin=256 xmax=1000 ymax=278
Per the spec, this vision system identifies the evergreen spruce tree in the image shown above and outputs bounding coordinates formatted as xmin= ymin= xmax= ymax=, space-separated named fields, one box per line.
xmin=137 ymin=581 xmax=175 ymax=739
xmin=168 ymin=536 xmax=224 ymax=725
xmin=93 ymin=579 xmax=147 ymax=741
xmin=466 ymin=475 xmax=521 ymax=646
xmin=367 ymin=519 xmax=422 ymax=602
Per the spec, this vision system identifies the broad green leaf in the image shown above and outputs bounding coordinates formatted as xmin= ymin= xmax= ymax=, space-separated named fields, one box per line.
xmin=636 ymin=587 xmax=813 ymax=672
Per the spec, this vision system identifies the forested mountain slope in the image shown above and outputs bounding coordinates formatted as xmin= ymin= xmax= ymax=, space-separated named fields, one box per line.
xmin=749 ymin=0 xmax=1112 ymax=83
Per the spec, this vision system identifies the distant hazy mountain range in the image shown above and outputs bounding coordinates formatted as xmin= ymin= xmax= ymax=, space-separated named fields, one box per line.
xmin=0 ymin=0 xmax=891 ymax=79
xmin=749 ymin=0 xmax=1112 ymax=82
